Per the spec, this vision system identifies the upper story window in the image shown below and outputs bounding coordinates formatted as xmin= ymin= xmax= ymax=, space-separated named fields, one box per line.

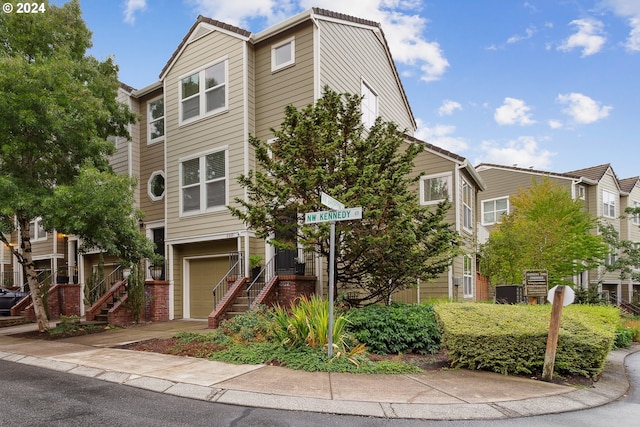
xmin=180 ymin=149 xmax=227 ymax=215
xmin=361 ymin=80 xmax=378 ymax=128
xmin=482 ymin=197 xmax=509 ymax=225
xmin=575 ymin=184 xmax=586 ymax=200
xmin=420 ymin=173 xmax=451 ymax=205
xmin=180 ymin=58 xmax=228 ymax=124
xmin=29 ymin=218 xmax=46 ymax=242
xmin=148 ymin=97 xmax=165 ymax=143
xmin=603 ymin=190 xmax=616 ymax=218
xmin=463 ymin=255 xmax=473 ymax=298
xmin=462 ymin=179 xmax=473 ymax=232
xmin=271 ymin=37 xmax=295 ymax=72
xmin=148 ymin=171 xmax=165 ymax=201
xmin=632 ymin=201 xmax=640 ymax=225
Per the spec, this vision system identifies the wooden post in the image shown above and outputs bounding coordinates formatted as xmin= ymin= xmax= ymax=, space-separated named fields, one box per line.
xmin=542 ymin=285 xmax=565 ymax=382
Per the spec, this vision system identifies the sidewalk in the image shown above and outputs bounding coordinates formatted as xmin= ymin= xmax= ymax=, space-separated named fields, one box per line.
xmin=0 ymin=320 xmax=635 ymax=421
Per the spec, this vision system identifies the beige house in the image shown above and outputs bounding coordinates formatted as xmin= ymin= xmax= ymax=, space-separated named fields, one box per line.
xmin=476 ymin=163 xmax=640 ymax=305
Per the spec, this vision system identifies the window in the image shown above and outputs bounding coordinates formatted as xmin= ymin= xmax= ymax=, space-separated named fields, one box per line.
xmin=29 ymin=218 xmax=46 ymax=242
xmin=575 ymin=184 xmax=586 ymax=200
xmin=271 ymin=37 xmax=295 ymax=71
xmin=463 ymin=255 xmax=473 ymax=298
xmin=361 ymin=80 xmax=378 ymax=128
xmin=147 ymin=171 xmax=165 ymax=201
xmin=605 ymin=246 xmax=618 ymax=266
xmin=180 ymin=149 xmax=227 ymax=214
xmin=420 ymin=173 xmax=451 ymax=205
xmin=148 ymin=97 xmax=164 ymax=143
xmin=632 ymin=201 xmax=640 ymax=225
xmin=179 ymin=59 xmax=228 ymax=124
xmin=603 ymin=190 xmax=616 ymax=218
xmin=462 ymin=180 xmax=473 ymax=232
xmin=482 ymin=197 xmax=509 ymax=225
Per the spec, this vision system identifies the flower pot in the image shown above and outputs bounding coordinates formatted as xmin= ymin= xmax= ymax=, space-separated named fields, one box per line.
xmin=149 ymin=265 xmax=163 ymax=280
xmin=295 ymin=262 xmax=306 ymax=276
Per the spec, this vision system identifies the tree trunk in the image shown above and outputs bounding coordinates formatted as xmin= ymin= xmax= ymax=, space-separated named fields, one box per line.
xmin=18 ymin=217 xmax=50 ymax=332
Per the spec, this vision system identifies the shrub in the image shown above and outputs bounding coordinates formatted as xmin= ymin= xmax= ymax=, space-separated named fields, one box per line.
xmin=218 ymin=305 xmax=274 ymax=343
xmin=435 ymin=303 xmax=619 ymax=378
xmin=347 ymin=303 xmax=440 ymax=355
xmin=621 ymin=317 xmax=640 ymax=342
xmin=614 ymin=327 xmax=634 ymax=349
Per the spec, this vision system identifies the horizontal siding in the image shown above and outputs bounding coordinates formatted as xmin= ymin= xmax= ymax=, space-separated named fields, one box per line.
xmin=164 ymin=29 xmax=248 ymax=241
xmin=254 ymin=22 xmax=315 ymax=143
xmin=318 ymin=20 xmax=414 ymax=132
xmin=139 ymin=88 xmax=166 ymax=223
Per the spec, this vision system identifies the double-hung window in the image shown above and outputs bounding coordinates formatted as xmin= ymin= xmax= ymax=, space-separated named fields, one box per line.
xmin=462 ymin=179 xmax=473 ymax=232
xmin=632 ymin=201 xmax=640 ymax=225
xmin=180 ymin=149 xmax=227 ymax=215
xmin=420 ymin=173 xmax=451 ymax=205
xmin=463 ymin=255 xmax=473 ymax=298
xmin=29 ymin=218 xmax=46 ymax=242
xmin=603 ymin=190 xmax=616 ymax=218
xmin=180 ymin=58 xmax=228 ymax=124
xmin=148 ymin=97 xmax=165 ymax=143
xmin=482 ymin=197 xmax=509 ymax=225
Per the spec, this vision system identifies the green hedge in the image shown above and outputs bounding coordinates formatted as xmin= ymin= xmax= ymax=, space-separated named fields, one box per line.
xmin=434 ymin=303 xmax=619 ymax=378
xmin=347 ymin=303 xmax=440 ymax=355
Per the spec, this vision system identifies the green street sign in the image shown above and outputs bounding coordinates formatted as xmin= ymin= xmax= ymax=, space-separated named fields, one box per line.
xmin=304 ymin=207 xmax=362 ymax=224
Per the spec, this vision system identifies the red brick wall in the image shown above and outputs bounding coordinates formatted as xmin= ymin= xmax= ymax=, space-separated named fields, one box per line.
xmin=277 ymin=276 xmax=316 ymax=308
xmin=144 ymin=280 xmax=170 ymax=322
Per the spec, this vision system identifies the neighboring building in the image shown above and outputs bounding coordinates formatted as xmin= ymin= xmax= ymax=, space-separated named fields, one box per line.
xmin=394 ymin=137 xmax=485 ymax=303
xmin=476 ymin=163 xmax=640 ymax=304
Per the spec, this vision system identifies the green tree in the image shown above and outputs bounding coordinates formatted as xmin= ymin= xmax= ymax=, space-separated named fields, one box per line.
xmin=230 ymin=87 xmax=459 ymax=305
xmin=480 ymin=178 xmax=608 ymax=287
xmin=0 ymin=1 xmax=151 ymax=331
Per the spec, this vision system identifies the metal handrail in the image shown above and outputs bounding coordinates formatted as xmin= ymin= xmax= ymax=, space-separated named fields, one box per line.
xmin=246 ymin=254 xmax=277 ymax=308
xmin=212 ymin=252 xmax=244 ymax=311
xmin=87 ymin=265 xmax=125 ymax=306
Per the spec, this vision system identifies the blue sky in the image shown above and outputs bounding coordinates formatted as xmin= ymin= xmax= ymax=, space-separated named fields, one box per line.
xmin=63 ymin=0 xmax=639 ymax=179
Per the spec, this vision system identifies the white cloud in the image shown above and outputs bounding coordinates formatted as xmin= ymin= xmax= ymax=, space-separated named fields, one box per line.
xmin=548 ymin=119 xmax=563 ymax=129
xmin=438 ymin=100 xmax=462 ymax=116
xmin=494 ymin=98 xmax=535 ymax=126
xmin=507 ymin=26 xmax=537 ymax=44
xmin=123 ymin=0 xmax=147 ymax=24
xmin=414 ymin=120 xmax=468 ymax=154
xmin=601 ymin=0 xmax=640 ymax=51
xmin=557 ymin=18 xmax=606 ymax=57
xmin=557 ymin=92 xmax=612 ymax=124
xmin=478 ymin=137 xmax=556 ymax=170
xmin=189 ymin=0 xmax=450 ymax=82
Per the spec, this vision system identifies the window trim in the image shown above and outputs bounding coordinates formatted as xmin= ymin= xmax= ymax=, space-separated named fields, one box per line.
xmin=462 ymin=179 xmax=473 ymax=233
xmin=632 ymin=200 xmax=640 ymax=225
xmin=419 ymin=172 xmax=452 ymax=206
xmin=147 ymin=170 xmax=166 ymax=202
xmin=481 ymin=196 xmax=510 ymax=226
xmin=361 ymin=79 xmax=378 ymax=128
xmin=576 ymin=184 xmax=586 ymax=200
xmin=602 ymin=190 xmax=616 ymax=218
xmin=178 ymin=57 xmax=229 ymax=126
xmin=29 ymin=217 xmax=47 ymax=242
xmin=463 ymin=255 xmax=473 ymax=298
xmin=271 ymin=37 xmax=295 ymax=72
xmin=179 ymin=147 xmax=229 ymax=216
xmin=147 ymin=96 xmax=165 ymax=144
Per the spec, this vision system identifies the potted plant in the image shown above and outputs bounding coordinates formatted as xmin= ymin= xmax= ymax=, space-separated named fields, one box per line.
xmin=294 ymin=256 xmax=306 ymax=276
xmin=148 ymin=253 xmax=164 ymax=280
xmin=249 ymin=255 xmax=263 ymax=280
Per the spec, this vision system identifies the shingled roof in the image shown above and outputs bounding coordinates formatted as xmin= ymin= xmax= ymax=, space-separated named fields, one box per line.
xmin=564 ymin=163 xmax=613 ymax=182
xmin=619 ymin=176 xmax=640 ymax=194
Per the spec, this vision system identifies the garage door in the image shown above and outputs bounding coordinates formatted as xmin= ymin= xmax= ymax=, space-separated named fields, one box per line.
xmin=188 ymin=257 xmax=228 ymax=318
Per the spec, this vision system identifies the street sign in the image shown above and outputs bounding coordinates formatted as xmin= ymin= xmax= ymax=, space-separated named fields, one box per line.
xmin=321 ymin=192 xmax=345 ymax=211
xmin=547 ymin=285 xmax=575 ymax=307
xmin=304 ymin=208 xmax=362 ymax=224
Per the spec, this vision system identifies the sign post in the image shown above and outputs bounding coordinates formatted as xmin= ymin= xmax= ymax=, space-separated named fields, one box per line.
xmin=542 ymin=285 xmax=575 ymax=381
xmin=306 ymin=193 xmax=362 ymax=357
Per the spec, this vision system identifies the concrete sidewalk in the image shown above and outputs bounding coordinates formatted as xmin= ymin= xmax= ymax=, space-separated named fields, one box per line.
xmin=0 ymin=320 xmax=635 ymax=421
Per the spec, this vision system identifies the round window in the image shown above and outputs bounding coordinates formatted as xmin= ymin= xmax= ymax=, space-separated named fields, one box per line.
xmin=148 ymin=172 xmax=165 ymax=201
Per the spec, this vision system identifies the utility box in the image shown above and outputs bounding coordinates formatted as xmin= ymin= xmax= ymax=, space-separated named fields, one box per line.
xmin=495 ymin=285 xmax=524 ymax=304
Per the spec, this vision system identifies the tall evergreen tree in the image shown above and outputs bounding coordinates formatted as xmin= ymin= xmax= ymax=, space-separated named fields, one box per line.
xmin=0 ymin=1 xmax=152 ymax=331
xmin=230 ymin=87 xmax=459 ymax=305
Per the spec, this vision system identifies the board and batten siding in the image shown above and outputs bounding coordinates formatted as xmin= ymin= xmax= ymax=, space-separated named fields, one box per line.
xmin=164 ymin=30 xmax=248 ymax=241
xmin=254 ymin=22 xmax=315 ymax=143
xmin=318 ymin=20 xmax=414 ymax=133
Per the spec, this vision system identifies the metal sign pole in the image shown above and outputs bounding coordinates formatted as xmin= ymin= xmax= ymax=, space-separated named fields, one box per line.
xmin=327 ymin=220 xmax=335 ymax=358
